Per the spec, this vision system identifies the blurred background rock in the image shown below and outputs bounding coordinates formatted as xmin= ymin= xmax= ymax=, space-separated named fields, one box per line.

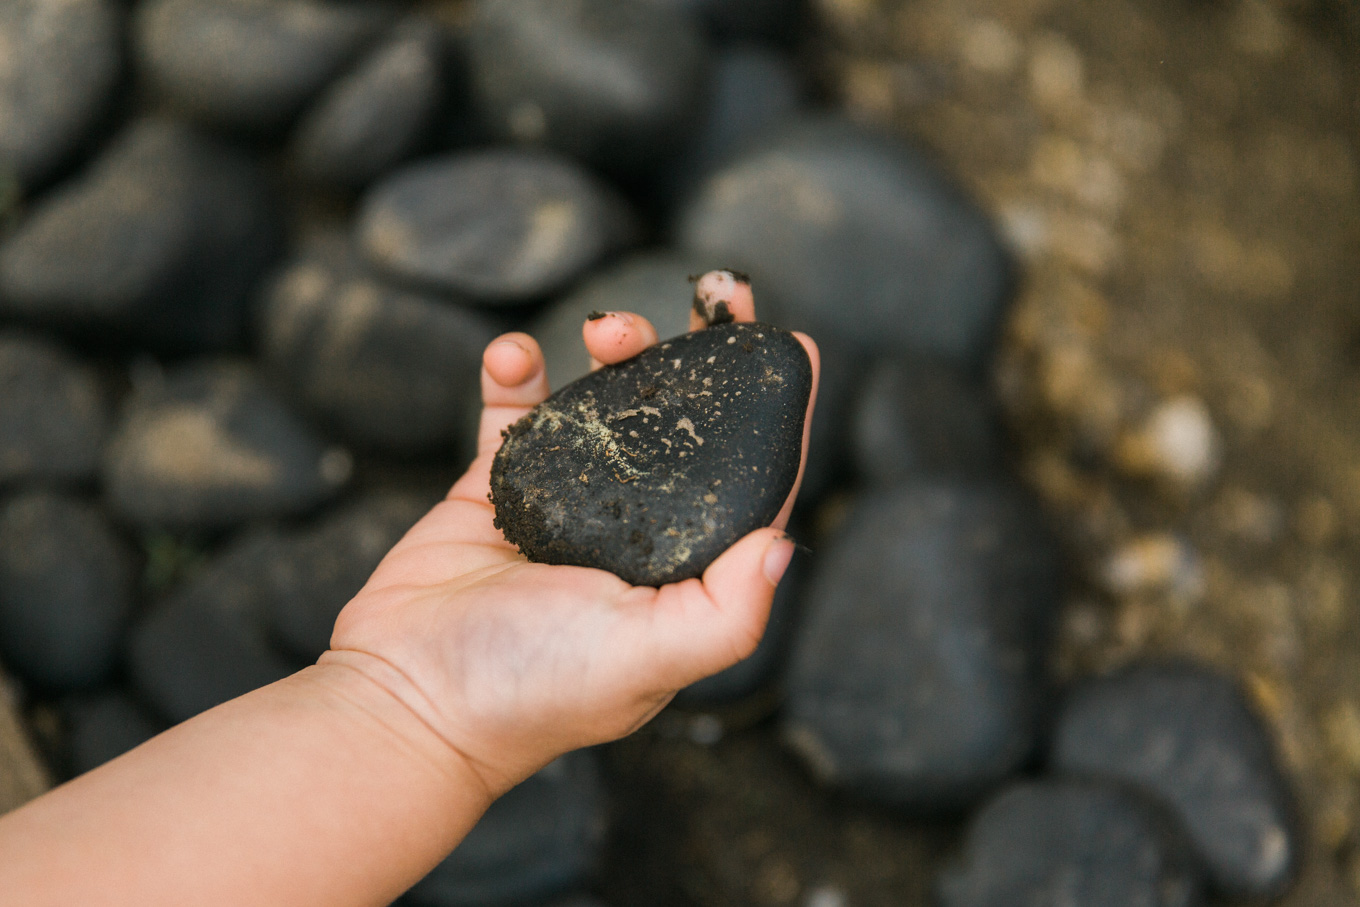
xmin=0 ymin=0 xmax=1356 ymax=904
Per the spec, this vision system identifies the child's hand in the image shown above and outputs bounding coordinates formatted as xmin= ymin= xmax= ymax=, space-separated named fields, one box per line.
xmin=321 ymin=274 xmax=820 ymax=797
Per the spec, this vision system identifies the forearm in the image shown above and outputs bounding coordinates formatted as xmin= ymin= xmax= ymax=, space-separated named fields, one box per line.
xmin=0 ymin=662 xmax=493 ymax=907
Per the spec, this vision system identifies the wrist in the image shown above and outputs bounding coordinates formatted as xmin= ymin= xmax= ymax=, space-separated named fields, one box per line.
xmin=309 ymin=652 xmax=502 ymax=805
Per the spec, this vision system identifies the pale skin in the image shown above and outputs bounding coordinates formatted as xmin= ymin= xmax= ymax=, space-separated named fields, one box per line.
xmin=0 ymin=272 xmax=819 ymax=907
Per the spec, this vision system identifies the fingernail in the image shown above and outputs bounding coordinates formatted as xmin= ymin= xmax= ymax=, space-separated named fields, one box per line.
xmin=491 ymin=338 xmax=527 ymax=354
xmin=763 ymin=534 xmax=795 ymax=586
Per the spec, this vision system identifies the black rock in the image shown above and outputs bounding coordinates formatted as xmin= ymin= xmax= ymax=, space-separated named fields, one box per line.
xmin=675 ymin=541 xmax=803 ymax=705
xmin=530 ymin=250 xmax=723 ymax=392
xmin=654 ymin=43 xmax=802 ymax=209
xmin=0 ymin=118 xmax=281 ymax=352
xmin=407 ymin=750 xmax=606 ymax=907
xmin=61 ymin=689 xmax=166 ymax=777
xmin=937 ymin=780 xmax=1205 ymax=907
xmin=794 ymin=328 xmax=862 ymax=504
xmin=676 ymin=116 xmax=1012 ymax=365
xmin=782 ymin=481 xmax=1060 ymax=810
xmin=1050 ymin=662 xmax=1299 ymax=899
xmin=644 ymin=0 xmax=805 ymax=42
xmin=0 ymin=490 xmax=136 ymax=691
xmin=127 ymin=530 xmax=301 ymax=724
xmin=289 ymin=18 xmax=445 ymax=188
xmin=103 ymin=360 xmax=348 ymax=531
xmin=467 ymin=0 xmax=709 ymax=180
xmin=850 ymin=356 xmax=1002 ymax=485
xmin=133 ymin=0 xmax=394 ymax=135
xmin=357 ymin=149 xmax=635 ymax=303
xmin=491 ymin=322 xmax=811 ymax=587
xmin=0 ymin=0 xmax=122 ymax=189
xmin=0 ymin=332 xmax=109 ymax=486
xmin=265 ymin=492 xmax=430 ymax=662
xmin=258 ymin=232 xmax=495 ymax=454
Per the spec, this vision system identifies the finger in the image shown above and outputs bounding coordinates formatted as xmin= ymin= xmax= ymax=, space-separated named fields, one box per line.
xmin=642 ymin=528 xmax=793 ymax=686
xmin=772 ymin=331 xmax=820 ymax=529
xmin=584 ymin=311 xmax=659 ymax=370
xmin=689 ymin=269 xmax=756 ymax=331
xmin=477 ymin=333 xmax=550 ymax=457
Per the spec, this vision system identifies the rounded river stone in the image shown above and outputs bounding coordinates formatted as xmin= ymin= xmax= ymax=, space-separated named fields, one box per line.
xmin=491 ymin=322 xmax=811 ymax=587
xmin=289 ymin=17 xmax=445 ymax=188
xmin=467 ymin=0 xmax=709 ymax=180
xmin=0 ymin=331 xmax=109 ymax=486
xmin=134 ymin=0 xmax=394 ymax=135
xmin=937 ymin=780 xmax=1204 ymax=907
xmin=0 ymin=0 xmax=122 ymax=189
xmin=356 ymin=148 xmax=634 ymax=302
xmin=1051 ymin=661 xmax=1299 ymax=899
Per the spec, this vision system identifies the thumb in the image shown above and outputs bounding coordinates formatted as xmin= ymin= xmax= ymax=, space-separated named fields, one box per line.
xmin=647 ymin=528 xmax=794 ymax=688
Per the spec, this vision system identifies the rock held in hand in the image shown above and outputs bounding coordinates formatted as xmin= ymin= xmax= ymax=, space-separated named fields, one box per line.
xmin=491 ymin=322 xmax=810 ymax=587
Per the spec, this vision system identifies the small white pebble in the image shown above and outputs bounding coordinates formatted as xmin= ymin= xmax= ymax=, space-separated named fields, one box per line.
xmin=804 ymin=885 xmax=848 ymax=907
xmin=1113 ymin=395 xmax=1220 ymax=487
xmin=1100 ymin=533 xmax=1205 ymax=602
xmin=1139 ymin=395 xmax=1220 ymax=486
xmin=727 ymin=336 xmax=737 ymax=344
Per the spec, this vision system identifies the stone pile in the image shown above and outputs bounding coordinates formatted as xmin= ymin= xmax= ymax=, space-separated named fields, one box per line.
xmin=0 ymin=0 xmax=1299 ymax=904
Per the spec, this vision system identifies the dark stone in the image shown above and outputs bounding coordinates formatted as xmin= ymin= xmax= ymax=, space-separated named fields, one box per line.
xmin=675 ymin=542 xmax=804 ymax=705
xmin=127 ymin=530 xmax=301 ymax=724
xmin=0 ymin=490 xmax=136 ymax=691
xmin=850 ymin=356 xmax=1002 ymax=485
xmin=407 ymin=750 xmax=606 ymax=907
xmin=103 ymin=360 xmax=348 ymax=531
xmin=676 ymin=115 xmax=1012 ymax=365
xmin=133 ymin=0 xmax=394 ymax=135
xmin=258 ymin=232 xmax=495 ymax=454
xmin=467 ymin=0 xmax=709 ymax=180
xmin=782 ymin=481 xmax=1060 ymax=810
xmin=1050 ymin=661 xmax=1300 ymax=899
xmin=491 ymin=322 xmax=811 ymax=587
xmin=644 ymin=0 xmax=805 ymax=42
xmin=61 ymin=689 xmax=166 ymax=777
xmin=937 ymin=780 xmax=1205 ymax=907
xmin=0 ymin=332 xmax=109 ymax=486
xmin=654 ymin=43 xmax=803 ymax=208
xmin=795 ymin=328 xmax=862 ymax=504
xmin=0 ymin=118 xmax=281 ymax=352
xmin=265 ymin=492 xmax=430 ymax=662
xmin=0 ymin=0 xmax=122 ymax=189
xmin=530 ymin=251 xmax=725 ymax=392
xmin=289 ymin=18 xmax=445 ymax=188
xmin=357 ymin=149 xmax=635 ymax=303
